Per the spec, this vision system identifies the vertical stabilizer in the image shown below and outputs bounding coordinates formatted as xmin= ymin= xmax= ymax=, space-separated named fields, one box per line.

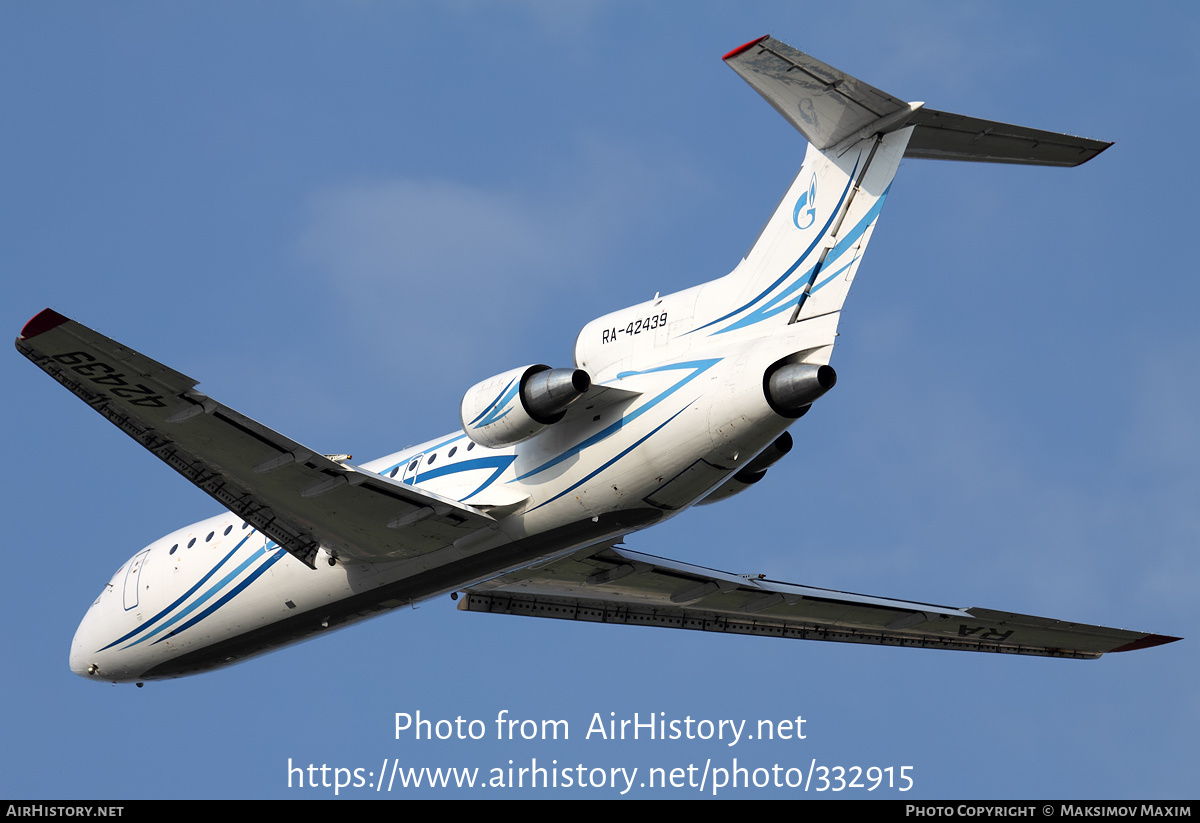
xmin=689 ymin=127 xmax=912 ymax=343
xmin=687 ymin=36 xmax=1110 ymax=351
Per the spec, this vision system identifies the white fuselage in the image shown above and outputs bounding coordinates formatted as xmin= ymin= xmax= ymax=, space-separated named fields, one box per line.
xmin=68 ymin=118 xmax=907 ymax=682
xmin=69 ymin=324 xmax=815 ymax=682
xmin=42 ymin=37 xmax=1148 ymax=680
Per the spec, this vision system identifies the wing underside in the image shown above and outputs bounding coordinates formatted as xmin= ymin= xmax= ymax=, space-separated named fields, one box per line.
xmin=17 ymin=309 xmax=496 ymax=568
xmin=460 ymin=545 xmax=1179 ymax=659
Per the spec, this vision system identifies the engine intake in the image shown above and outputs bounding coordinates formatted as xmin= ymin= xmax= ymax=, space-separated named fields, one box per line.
xmin=461 ymin=365 xmax=591 ymax=448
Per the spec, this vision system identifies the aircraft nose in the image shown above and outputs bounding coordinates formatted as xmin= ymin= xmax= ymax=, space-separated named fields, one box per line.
xmin=69 ymin=602 xmax=104 ymax=679
xmin=69 ymin=629 xmax=90 ymax=678
xmin=69 ymin=582 xmax=154 ymax=683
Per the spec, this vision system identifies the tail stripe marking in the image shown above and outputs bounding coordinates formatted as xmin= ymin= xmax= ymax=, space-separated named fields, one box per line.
xmin=711 ymin=185 xmax=890 ymax=335
xmin=685 ymin=153 xmax=862 ymax=336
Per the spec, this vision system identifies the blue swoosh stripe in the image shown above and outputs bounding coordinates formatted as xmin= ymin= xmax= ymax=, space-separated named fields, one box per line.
xmin=512 ymin=359 xmax=719 ymax=482
xmin=526 ymin=403 xmax=695 ymax=513
xmin=686 ymin=151 xmax=862 ymax=336
xmin=472 ymin=379 xmax=520 ymax=429
xmin=414 ymin=454 xmax=517 ymax=501
xmin=151 ymin=549 xmax=287 ymax=645
xmin=97 ymin=533 xmax=253 ymax=652
xmin=810 ymin=256 xmax=858 ymax=295
xmin=378 ymin=433 xmax=470 ymax=478
xmin=792 ymin=184 xmax=891 ymax=319
xmin=714 ymin=183 xmax=891 ymax=334
xmin=121 ymin=545 xmax=275 ymax=648
xmin=468 ymin=376 xmax=516 ymax=426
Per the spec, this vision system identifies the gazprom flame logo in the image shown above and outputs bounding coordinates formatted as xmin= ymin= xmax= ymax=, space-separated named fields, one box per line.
xmin=792 ymin=173 xmax=817 ymax=230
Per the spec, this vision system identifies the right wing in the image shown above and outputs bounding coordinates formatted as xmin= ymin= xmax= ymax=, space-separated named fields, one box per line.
xmin=17 ymin=309 xmax=497 ymax=568
xmin=460 ymin=545 xmax=1180 ymax=659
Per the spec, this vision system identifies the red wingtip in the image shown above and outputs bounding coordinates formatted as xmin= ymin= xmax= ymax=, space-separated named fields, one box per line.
xmin=723 ymin=35 xmax=769 ymax=61
xmin=1110 ymin=634 xmax=1183 ymax=653
xmin=20 ymin=308 xmax=69 ymax=340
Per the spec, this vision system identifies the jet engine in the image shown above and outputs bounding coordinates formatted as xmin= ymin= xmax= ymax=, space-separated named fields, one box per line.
xmin=698 ymin=432 xmax=793 ymax=506
xmin=764 ymin=362 xmax=837 ymax=418
xmin=460 ymin=364 xmax=591 ymax=448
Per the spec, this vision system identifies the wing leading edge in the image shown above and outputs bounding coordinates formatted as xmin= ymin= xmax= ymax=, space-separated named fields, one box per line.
xmin=17 ymin=309 xmax=496 ymax=568
xmin=460 ymin=545 xmax=1179 ymax=659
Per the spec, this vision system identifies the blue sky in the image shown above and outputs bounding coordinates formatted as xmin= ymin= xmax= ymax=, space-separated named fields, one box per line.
xmin=2 ymin=3 xmax=1196 ymax=799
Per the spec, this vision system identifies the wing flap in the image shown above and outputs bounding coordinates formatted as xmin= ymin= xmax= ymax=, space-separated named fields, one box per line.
xmin=17 ymin=309 xmax=496 ymax=568
xmin=460 ymin=545 xmax=1178 ymax=659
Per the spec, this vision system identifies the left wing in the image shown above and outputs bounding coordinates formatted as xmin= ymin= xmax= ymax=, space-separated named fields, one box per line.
xmin=459 ymin=545 xmax=1179 ymax=659
xmin=17 ymin=309 xmax=497 ymax=568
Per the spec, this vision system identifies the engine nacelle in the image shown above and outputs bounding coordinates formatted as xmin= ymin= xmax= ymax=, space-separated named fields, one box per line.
xmin=460 ymin=364 xmax=591 ymax=448
xmin=698 ymin=432 xmax=793 ymax=506
xmin=764 ymin=362 xmax=837 ymax=418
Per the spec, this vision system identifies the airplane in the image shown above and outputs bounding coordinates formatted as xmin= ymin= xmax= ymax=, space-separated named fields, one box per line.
xmin=17 ymin=36 xmax=1179 ymax=685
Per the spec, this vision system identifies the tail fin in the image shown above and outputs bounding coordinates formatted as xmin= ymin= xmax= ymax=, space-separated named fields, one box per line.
xmin=688 ymin=37 xmax=1109 ymax=346
xmin=724 ymin=36 xmax=1111 ymax=166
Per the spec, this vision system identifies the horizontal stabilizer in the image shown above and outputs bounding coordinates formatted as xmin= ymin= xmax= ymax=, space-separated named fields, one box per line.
xmin=724 ymin=36 xmax=1110 ymax=166
xmin=905 ymin=108 xmax=1112 ymax=166
xmin=461 ymin=545 xmax=1179 ymax=659
xmin=17 ymin=309 xmax=496 ymax=568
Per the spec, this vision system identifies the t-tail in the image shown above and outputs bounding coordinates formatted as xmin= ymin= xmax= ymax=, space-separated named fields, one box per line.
xmin=578 ymin=37 xmax=1111 ymax=380
xmin=713 ymin=35 xmax=1111 ymax=341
